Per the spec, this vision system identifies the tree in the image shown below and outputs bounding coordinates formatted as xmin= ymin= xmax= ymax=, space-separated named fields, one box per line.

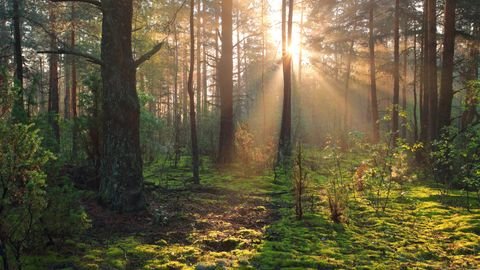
xmin=48 ymin=0 xmax=166 ymax=211
xmin=392 ymin=0 xmax=400 ymax=142
xmin=369 ymin=0 xmax=380 ymax=142
xmin=218 ymin=0 xmax=234 ymax=164
xmin=11 ymin=0 xmax=26 ymax=122
xmin=188 ymin=0 xmax=200 ymax=184
xmin=423 ymin=0 xmax=438 ymax=141
xmin=438 ymin=0 xmax=457 ymax=130
xmin=278 ymin=0 xmax=293 ymax=164
xmin=98 ymin=0 xmax=146 ymax=211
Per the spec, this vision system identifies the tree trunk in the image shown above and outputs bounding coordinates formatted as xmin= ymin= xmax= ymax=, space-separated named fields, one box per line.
xmin=392 ymin=0 xmax=400 ymax=143
xmin=369 ymin=0 xmax=380 ymax=143
xmin=173 ymin=24 xmax=181 ymax=167
xmin=218 ymin=0 xmax=234 ymax=164
xmin=413 ymin=30 xmax=419 ymax=142
xmin=188 ymin=0 xmax=200 ymax=184
xmin=278 ymin=0 xmax=293 ymax=165
xmin=196 ymin=0 xmax=202 ymax=120
xmin=401 ymin=17 xmax=408 ymax=139
xmin=11 ymin=0 xmax=26 ymax=122
xmin=438 ymin=0 xmax=456 ymax=130
xmin=64 ymin=53 xmax=70 ymax=119
xmin=98 ymin=0 xmax=145 ymax=212
xmin=71 ymin=3 xmax=78 ymax=158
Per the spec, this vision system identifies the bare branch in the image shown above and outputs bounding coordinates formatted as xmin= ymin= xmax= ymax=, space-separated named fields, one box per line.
xmin=37 ymin=49 xmax=102 ymax=66
xmin=134 ymin=42 xmax=165 ymax=68
xmin=50 ymin=0 xmax=101 ymax=8
xmin=134 ymin=0 xmax=187 ymax=68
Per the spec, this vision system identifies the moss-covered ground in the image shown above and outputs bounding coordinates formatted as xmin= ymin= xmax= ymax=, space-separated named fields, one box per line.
xmin=23 ymin=155 xmax=480 ymax=269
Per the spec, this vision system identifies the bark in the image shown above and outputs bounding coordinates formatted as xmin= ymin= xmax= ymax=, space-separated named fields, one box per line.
xmin=413 ymin=30 xmax=419 ymax=142
xmin=173 ymin=24 xmax=181 ymax=167
xmin=369 ymin=0 xmax=380 ymax=142
xmin=11 ymin=0 xmax=26 ymax=122
xmin=188 ymin=0 xmax=200 ymax=183
xmin=278 ymin=0 xmax=293 ymax=164
xmin=98 ymin=0 xmax=145 ymax=212
xmin=64 ymin=53 xmax=70 ymax=119
xmin=218 ymin=0 xmax=234 ymax=164
xmin=261 ymin=0 xmax=266 ymax=137
xmin=196 ymin=0 xmax=201 ymax=119
xmin=401 ymin=17 xmax=408 ymax=139
xmin=392 ymin=0 xmax=400 ymax=142
xmin=71 ymin=3 xmax=78 ymax=158
xmin=438 ymin=0 xmax=456 ymax=130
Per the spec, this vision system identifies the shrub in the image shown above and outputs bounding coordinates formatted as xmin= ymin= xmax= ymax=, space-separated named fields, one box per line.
xmin=293 ymin=144 xmax=308 ymax=220
xmin=322 ymin=139 xmax=350 ymax=223
xmin=361 ymin=138 xmax=414 ymax=213
xmin=234 ymin=123 xmax=275 ymax=170
xmin=0 ymin=122 xmax=53 ymax=268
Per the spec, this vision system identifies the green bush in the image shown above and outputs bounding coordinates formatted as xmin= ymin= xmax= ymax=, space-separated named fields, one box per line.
xmin=0 ymin=122 xmax=53 ymax=268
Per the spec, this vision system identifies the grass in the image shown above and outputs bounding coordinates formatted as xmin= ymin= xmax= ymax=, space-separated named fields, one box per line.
xmin=21 ymin=154 xmax=480 ymax=269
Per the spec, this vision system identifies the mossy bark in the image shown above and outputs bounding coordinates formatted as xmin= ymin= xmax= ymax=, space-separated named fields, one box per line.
xmin=98 ymin=0 xmax=145 ymax=212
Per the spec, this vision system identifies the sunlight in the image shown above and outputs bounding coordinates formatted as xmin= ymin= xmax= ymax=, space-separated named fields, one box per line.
xmin=267 ymin=4 xmax=310 ymax=65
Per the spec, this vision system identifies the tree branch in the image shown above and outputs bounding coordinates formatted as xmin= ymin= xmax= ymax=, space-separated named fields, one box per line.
xmin=134 ymin=42 xmax=165 ymax=68
xmin=50 ymin=0 xmax=101 ymax=8
xmin=37 ymin=49 xmax=103 ymax=66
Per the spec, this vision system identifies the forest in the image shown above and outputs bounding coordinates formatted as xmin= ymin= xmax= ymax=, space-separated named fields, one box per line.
xmin=0 ymin=0 xmax=479 ymax=269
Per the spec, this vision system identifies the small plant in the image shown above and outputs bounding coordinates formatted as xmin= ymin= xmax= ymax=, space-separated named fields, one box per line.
xmin=361 ymin=137 xmax=413 ymax=214
xmin=322 ymin=139 xmax=350 ymax=223
xmin=293 ymin=143 xmax=308 ymax=220
xmin=235 ymin=123 xmax=275 ymax=171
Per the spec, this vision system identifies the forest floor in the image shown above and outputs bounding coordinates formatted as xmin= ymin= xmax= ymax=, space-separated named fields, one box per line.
xmin=24 ymin=156 xmax=480 ymax=269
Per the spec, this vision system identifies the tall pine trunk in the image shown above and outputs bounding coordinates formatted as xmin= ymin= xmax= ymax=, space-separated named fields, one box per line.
xmin=98 ymin=0 xmax=145 ymax=212
xmin=188 ymin=0 xmax=200 ymax=184
xmin=438 ymin=0 xmax=456 ymax=130
xmin=11 ymin=0 xmax=26 ymax=122
xmin=218 ymin=0 xmax=234 ymax=164
xmin=392 ymin=0 xmax=400 ymax=143
xmin=369 ymin=0 xmax=380 ymax=142
xmin=278 ymin=0 xmax=293 ymax=165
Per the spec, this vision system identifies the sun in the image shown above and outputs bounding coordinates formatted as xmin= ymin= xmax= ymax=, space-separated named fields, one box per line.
xmin=267 ymin=5 xmax=309 ymax=65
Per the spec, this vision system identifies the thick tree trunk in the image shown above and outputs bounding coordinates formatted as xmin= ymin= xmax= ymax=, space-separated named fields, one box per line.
xmin=392 ymin=0 xmax=400 ymax=143
xmin=11 ymin=0 xmax=26 ymax=122
xmin=98 ymin=0 xmax=145 ymax=212
xmin=218 ymin=0 xmax=234 ymax=164
xmin=369 ymin=0 xmax=379 ymax=143
xmin=438 ymin=0 xmax=456 ymax=130
xmin=278 ymin=0 xmax=293 ymax=164
xmin=188 ymin=0 xmax=200 ymax=184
